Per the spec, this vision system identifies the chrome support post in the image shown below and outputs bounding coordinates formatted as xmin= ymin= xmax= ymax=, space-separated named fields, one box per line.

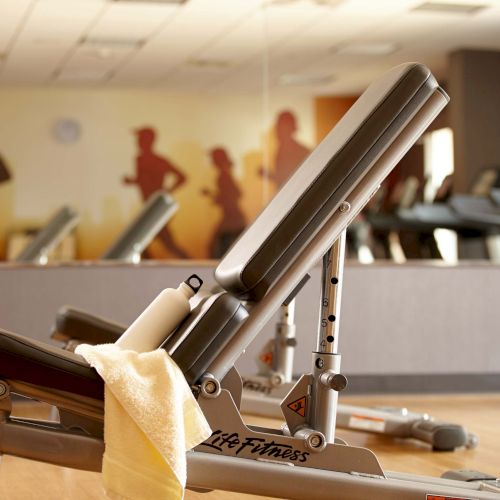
xmin=310 ymin=229 xmax=347 ymax=443
xmin=272 ymin=299 xmax=297 ymax=384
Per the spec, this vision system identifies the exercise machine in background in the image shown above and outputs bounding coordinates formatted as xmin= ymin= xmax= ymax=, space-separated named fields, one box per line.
xmin=11 ymin=191 xmax=177 ymax=265
xmin=365 ymin=167 xmax=500 ymax=262
xmin=14 ymin=206 xmax=80 ymax=264
xmin=101 ymin=190 xmax=177 ymax=263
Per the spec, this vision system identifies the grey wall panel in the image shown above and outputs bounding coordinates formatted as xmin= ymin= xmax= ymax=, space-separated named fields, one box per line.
xmin=0 ymin=263 xmax=217 ymax=340
xmin=0 ymin=262 xmax=499 ymax=381
xmin=339 ymin=264 xmax=500 ymax=375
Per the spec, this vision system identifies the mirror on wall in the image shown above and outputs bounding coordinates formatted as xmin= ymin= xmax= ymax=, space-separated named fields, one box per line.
xmin=2 ymin=0 xmax=500 ymax=264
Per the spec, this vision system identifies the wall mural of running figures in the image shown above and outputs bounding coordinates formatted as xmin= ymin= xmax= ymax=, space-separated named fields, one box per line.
xmin=118 ymin=108 xmax=311 ymax=260
xmin=0 ymin=153 xmax=11 ymax=184
xmin=259 ymin=110 xmax=311 ymax=190
xmin=202 ymin=147 xmax=246 ymax=258
xmin=0 ymin=152 xmax=13 ymax=259
xmin=123 ymin=127 xmax=190 ymax=259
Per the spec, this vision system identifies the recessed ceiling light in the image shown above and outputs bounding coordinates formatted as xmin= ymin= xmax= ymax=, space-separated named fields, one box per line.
xmin=79 ymin=46 xmax=116 ymax=60
xmin=32 ymin=38 xmax=64 ymax=45
xmin=412 ymin=1 xmax=489 ymax=14
xmin=267 ymin=0 xmax=343 ymax=5
xmin=187 ymin=58 xmax=230 ymax=69
xmin=81 ymin=36 xmax=144 ymax=50
xmin=112 ymin=0 xmax=187 ymax=4
xmin=92 ymin=48 xmax=114 ymax=60
xmin=334 ymin=42 xmax=398 ymax=56
xmin=279 ymin=73 xmax=334 ymax=86
xmin=55 ymin=68 xmax=109 ymax=82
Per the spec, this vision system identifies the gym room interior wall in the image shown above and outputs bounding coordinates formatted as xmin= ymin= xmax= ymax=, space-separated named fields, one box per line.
xmin=449 ymin=49 xmax=500 ymax=193
xmin=0 ymin=88 xmax=314 ymax=260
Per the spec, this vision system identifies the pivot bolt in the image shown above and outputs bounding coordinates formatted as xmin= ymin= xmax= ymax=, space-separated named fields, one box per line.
xmin=204 ymin=381 xmax=217 ymax=394
xmin=309 ymin=435 xmax=322 ymax=448
xmin=294 ymin=429 xmax=327 ymax=452
xmin=200 ymin=376 xmax=221 ymax=398
xmin=320 ymin=371 xmax=348 ymax=392
xmin=304 ymin=431 xmax=326 ymax=452
xmin=270 ymin=372 xmax=285 ymax=387
xmin=339 ymin=202 xmax=351 ymax=213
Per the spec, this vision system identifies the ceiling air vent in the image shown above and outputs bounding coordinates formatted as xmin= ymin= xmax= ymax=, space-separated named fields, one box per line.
xmin=268 ymin=0 xmax=343 ymax=6
xmin=279 ymin=73 xmax=334 ymax=86
xmin=81 ymin=36 xmax=145 ymax=49
xmin=334 ymin=42 xmax=398 ymax=56
xmin=187 ymin=58 xmax=230 ymax=70
xmin=112 ymin=0 xmax=188 ymax=4
xmin=412 ymin=1 xmax=489 ymax=15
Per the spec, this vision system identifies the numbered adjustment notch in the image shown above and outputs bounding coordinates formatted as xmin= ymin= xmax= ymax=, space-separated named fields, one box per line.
xmin=317 ymin=231 xmax=345 ymax=355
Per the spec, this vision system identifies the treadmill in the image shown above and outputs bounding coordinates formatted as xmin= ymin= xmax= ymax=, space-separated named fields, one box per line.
xmin=101 ymin=190 xmax=178 ymax=263
xmin=15 ymin=206 xmax=80 ymax=264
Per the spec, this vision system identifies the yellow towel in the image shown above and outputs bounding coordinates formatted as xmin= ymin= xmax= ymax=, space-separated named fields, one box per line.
xmin=75 ymin=344 xmax=212 ymax=500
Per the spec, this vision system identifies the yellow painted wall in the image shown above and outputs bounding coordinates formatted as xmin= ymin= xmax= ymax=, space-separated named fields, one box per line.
xmin=0 ymin=88 xmax=313 ymax=259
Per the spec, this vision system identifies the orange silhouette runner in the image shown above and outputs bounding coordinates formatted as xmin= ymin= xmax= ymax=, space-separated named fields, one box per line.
xmin=260 ymin=110 xmax=311 ymax=189
xmin=0 ymin=154 xmax=11 ymax=184
xmin=202 ymin=148 xmax=246 ymax=258
xmin=124 ymin=127 xmax=189 ymax=259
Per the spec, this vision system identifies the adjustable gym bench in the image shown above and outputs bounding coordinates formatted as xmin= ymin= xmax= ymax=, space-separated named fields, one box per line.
xmin=0 ymin=63 xmax=497 ymax=499
xmin=53 ymin=282 xmax=477 ymax=452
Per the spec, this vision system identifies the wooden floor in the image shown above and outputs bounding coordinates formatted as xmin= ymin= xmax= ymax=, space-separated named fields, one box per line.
xmin=0 ymin=393 xmax=499 ymax=499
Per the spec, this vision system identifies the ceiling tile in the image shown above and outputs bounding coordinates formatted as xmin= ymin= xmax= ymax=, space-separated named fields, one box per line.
xmin=1 ymin=0 xmax=106 ymax=83
xmin=155 ymin=65 xmax=227 ymax=91
xmin=112 ymin=0 xmax=261 ymax=83
xmin=198 ymin=3 xmax=327 ymax=64
xmin=0 ymin=52 xmax=62 ymax=83
xmin=15 ymin=0 xmax=105 ymax=40
xmin=111 ymin=42 xmax=199 ymax=83
xmin=0 ymin=0 xmax=33 ymax=53
xmin=62 ymin=43 xmax=133 ymax=79
xmin=89 ymin=2 xmax=179 ymax=41
xmin=196 ymin=13 xmax=267 ymax=63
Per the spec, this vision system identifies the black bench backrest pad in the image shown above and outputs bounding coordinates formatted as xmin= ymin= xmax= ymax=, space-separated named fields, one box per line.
xmin=215 ymin=63 xmax=439 ymax=301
